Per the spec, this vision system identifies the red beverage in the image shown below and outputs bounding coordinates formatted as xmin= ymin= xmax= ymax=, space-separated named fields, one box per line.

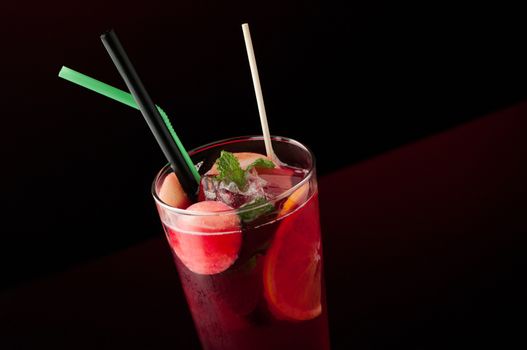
xmin=153 ymin=136 xmax=330 ymax=349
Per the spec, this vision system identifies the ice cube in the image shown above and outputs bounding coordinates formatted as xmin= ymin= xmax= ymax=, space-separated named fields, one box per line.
xmin=200 ymin=169 xmax=268 ymax=209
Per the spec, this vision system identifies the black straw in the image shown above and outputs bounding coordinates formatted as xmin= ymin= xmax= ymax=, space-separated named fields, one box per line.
xmin=100 ymin=29 xmax=198 ymax=201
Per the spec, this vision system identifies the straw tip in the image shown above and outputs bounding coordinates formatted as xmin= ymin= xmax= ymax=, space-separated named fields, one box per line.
xmin=100 ymin=29 xmax=115 ymax=40
xmin=242 ymin=23 xmax=249 ymax=28
xmin=58 ymin=66 xmax=67 ymax=77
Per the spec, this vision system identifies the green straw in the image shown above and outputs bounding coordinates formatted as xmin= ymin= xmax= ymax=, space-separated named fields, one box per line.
xmin=58 ymin=66 xmax=200 ymax=183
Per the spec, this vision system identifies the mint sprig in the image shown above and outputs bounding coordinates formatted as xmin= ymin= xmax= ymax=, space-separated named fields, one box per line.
xmin=216 ymin=151 xmax=247 ymax=189
xmin=247 ymin=158 xmax=275 ymax=170
xmin=215 ymin=152 xmax=275 ymax=189
xmin=239 ymin=197 xmax=275 ymax=222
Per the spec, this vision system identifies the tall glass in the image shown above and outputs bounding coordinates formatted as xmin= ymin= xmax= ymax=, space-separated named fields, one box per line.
xmin=152 ymin=136 xmax=330 ymax=349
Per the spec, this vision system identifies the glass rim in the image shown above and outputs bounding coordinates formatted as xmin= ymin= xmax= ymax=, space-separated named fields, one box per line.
xmin=151 ymin=135 xmax=316 ymax=217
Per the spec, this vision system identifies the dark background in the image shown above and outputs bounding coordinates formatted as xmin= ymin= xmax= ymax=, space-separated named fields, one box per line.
xmin=1 ymin=1 xmax=526 ymax=348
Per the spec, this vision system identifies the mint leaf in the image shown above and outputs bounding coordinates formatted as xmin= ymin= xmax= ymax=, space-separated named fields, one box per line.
xmin=216 ymin=151 xmax=247 ymax=189
xmin=247 ymin=158 xmax=275 ymax=170
xmin=239 ymin=197 xmax=275 ymax=222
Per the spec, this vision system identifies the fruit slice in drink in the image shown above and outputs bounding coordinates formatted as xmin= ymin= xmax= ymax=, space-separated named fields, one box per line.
xmin=279 ymin=183 xmax=310 ymax=216
xmin=159 ymin=173 xmax=191 ymax=209
xmin=263 ymin=196 xmax=322 ymax=321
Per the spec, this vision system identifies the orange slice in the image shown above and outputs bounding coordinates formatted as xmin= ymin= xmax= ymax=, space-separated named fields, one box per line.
xmin=279 ymin=183 xmax=310 ymax=216
xmin=263 ymin=197 xmax=322 ymax=321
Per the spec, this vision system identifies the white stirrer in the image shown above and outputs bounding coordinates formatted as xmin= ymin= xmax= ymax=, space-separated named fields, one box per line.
xmin=242 ymin=23 xmax=277 ymax=161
